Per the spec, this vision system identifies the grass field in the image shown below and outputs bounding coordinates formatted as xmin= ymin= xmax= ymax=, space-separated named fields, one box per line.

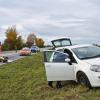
xmin=0 ymin=53 xmax=100 ymax=100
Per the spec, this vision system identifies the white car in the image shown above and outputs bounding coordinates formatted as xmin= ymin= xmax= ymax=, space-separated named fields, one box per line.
xmin=44 ymin=44 xmax=100 ymax=88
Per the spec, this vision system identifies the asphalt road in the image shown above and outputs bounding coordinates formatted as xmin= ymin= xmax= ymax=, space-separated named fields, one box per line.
xmin=0 ymin=52 xmax=26 ymax=65
xmin=7 ymin=53 xmax=25 ymax=62
xmin=0 ymin=47 xmax=49 ymax=65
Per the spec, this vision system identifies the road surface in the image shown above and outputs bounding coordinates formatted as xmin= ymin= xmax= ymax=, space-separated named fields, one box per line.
xmin=0 ymin=47 xmax=49 ymax=65
xmin=0 ymin=52 xmax=26 ymax=65
xmin=7 ymin=53 xmax=25 ymax=62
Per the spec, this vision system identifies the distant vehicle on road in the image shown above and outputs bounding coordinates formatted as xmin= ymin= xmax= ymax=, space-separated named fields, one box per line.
xmin=19 ymin=47 xmax=31 ymax=56
xmin=0 ymin=56 xmax=8 ymax=63
xmin=30 ymin=46 xmax=40 ymax=53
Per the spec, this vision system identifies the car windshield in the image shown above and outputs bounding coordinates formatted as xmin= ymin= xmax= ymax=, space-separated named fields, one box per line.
xmin=72 ymin=46 xmax=100 ymax=59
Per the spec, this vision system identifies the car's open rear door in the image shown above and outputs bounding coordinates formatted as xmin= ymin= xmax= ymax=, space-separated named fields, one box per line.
xmin=51 ymin=38 xmax=72 ymax=48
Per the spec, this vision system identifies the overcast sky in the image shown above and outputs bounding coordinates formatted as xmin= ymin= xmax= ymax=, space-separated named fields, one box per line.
xmin=0 ymin=0 xmax=100 ymax=45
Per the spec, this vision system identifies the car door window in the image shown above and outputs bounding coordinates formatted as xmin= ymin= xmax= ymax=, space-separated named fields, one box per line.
xmin=53 ymin=52 xmax=68 ymax=62
xmin=44 ymin=51 xmax=54 ymax=62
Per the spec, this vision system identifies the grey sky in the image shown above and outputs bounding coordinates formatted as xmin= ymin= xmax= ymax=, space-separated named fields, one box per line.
xmin=0 ymin=0 xmax=100 ymax=44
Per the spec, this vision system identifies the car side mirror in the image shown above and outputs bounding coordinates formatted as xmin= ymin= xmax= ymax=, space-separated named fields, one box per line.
xmin=65 ymin=58 xmax=71 ymax=63
xmin=65 ymin=58 xmax=72 ymax=65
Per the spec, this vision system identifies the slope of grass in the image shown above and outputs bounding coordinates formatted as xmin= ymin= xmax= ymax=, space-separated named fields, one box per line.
xmin=0 ymin=53 xmax=100 ymax=100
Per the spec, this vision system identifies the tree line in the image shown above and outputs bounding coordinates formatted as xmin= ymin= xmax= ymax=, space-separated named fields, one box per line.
xmin=1 ymin=26 xmax=45 ymax=51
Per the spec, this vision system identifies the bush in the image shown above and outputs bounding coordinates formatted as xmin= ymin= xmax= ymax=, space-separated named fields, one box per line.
xmin=2 ymin=43 xmax=9 ymax=51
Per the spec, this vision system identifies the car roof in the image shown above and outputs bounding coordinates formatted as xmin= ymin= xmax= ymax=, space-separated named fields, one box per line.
xmin=55 ymin=44 xmax=92 ymax=50
xmin=22 ymin=47 xmax=30 ymax=49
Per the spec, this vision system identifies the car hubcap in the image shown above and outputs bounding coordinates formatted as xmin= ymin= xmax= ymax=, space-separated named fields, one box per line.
xmin=80 ymin=76 xmax=86 ymax=85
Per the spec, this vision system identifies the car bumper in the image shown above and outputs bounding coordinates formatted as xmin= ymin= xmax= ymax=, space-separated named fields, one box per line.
xmin=20 ymin=53 xmax=30 ymax=56
xmin=88 ymin=71 xmax=100 ymax=87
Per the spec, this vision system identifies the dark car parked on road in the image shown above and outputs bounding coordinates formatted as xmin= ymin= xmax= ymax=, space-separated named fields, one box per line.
xmin=30 ymin=46 xmax=40 ymax=53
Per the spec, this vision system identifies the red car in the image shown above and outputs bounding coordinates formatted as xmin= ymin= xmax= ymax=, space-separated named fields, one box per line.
xmin=19 ymin=47 xmax=31 ymax=56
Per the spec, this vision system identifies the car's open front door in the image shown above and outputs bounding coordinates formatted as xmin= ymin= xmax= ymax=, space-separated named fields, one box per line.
xmin=44 ymin=50 xmax=75 ymax=81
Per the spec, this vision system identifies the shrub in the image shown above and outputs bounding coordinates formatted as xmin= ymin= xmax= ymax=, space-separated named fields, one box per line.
xmin=2 ymin=43 xmax=9 ymax=51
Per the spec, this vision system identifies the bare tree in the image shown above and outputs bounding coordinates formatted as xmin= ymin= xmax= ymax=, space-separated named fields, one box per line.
xmin=26 ymin=33 xmax=36 ymax=47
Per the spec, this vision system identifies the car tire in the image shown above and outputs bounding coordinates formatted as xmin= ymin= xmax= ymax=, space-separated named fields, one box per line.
xmin=77 ymin=72 xmax=91 ymax=88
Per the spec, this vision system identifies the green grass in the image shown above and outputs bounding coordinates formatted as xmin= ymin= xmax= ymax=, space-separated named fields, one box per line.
xmin=0 ymin=53 xmax=100 ymax=100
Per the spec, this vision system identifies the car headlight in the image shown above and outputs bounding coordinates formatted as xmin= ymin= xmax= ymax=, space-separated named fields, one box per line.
xmin=90 ymin=65 xmax=100 ymax=72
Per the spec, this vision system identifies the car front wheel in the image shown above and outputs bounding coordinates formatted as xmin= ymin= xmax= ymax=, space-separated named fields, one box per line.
xmin=77 ymin=72 xmax=91 ymax=88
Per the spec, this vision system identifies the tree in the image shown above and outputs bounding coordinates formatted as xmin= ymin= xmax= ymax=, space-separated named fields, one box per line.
xmin=26 ymin=33 xmax=36 ymax=47
xmin=2 ymin=26 xmax=23 ymax=50
xmin=4 ymin=26 xmax=18 ymax=50
xmin=1 ymin=43 xmax=9 ymax=51
xmin=16 ymin=36 xmax=23 ymax=50
xmin=35 ymin=38 xmax=44 ymax=48
xmin=6 ymin=26 xmax=17 ymax=42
